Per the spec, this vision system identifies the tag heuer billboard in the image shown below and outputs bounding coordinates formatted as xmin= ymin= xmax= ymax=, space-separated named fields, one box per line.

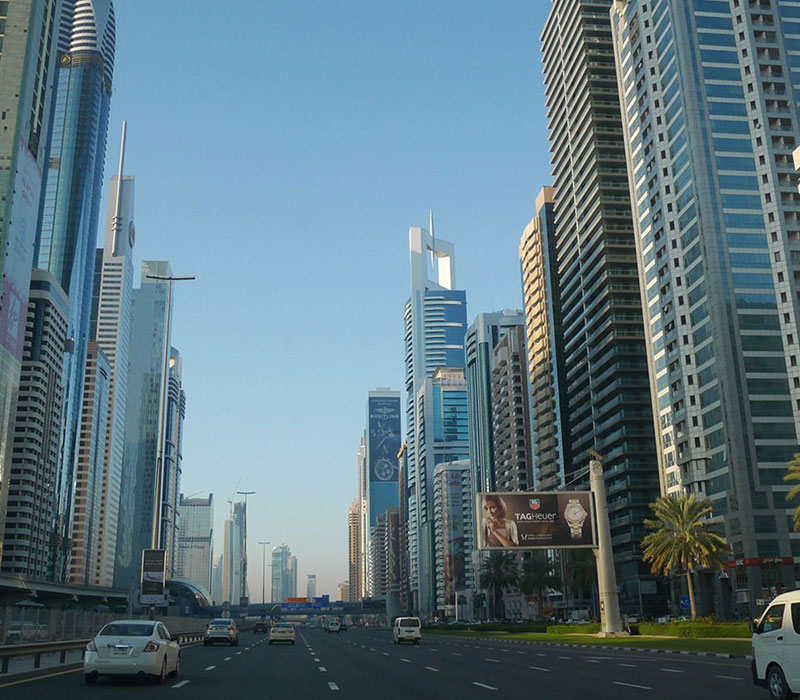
xmin=476 ymin=492 xmax=596 ymax=550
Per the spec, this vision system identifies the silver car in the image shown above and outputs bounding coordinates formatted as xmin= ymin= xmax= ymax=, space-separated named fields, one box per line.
xmin=84 ymin=620 xmax=180 ymax=684
xmin=204 ymin=617 xmax=239 ymax=645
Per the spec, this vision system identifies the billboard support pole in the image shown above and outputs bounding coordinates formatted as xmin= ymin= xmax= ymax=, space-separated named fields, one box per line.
xmin=589 ymin=459 xmax=624 ymax=635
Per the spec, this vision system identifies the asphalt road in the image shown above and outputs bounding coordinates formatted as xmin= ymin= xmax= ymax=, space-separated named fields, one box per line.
xmin=0 ymin=628 xmax=764 ymax=699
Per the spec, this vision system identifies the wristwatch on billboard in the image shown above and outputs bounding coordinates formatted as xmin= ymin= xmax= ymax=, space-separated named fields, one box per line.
xmin=564 ymin=498 xmax=588 ymax=540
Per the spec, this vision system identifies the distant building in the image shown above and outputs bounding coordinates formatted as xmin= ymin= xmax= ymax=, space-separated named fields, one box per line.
xmin=348 ymin=498 xmax=362 ymax=601
xmin=163 ymin=348 xmax=186 ymax=578
xmin=176 ymin=494 xmax=213 ymax=592
xmin=306 ymin=574 xmax=317 ymax=599
xmin=271 ymin=544 xmax=294 ymax=603
xmin=222 ymin=501 xmax=247 ymax=604
xmin=210 ymin=554 xmax=223 ymax=604
xmin=287 ymin=556 xmax=298 ymax=599
xmin=337 ymin=581 xmax=350 ymax=602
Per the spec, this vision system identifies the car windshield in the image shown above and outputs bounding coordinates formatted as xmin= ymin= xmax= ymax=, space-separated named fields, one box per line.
xmin=210 ymin=619 xmax=232 ymax=625
xmin=99 ymin=623 xmax=155 ymax=637
xmin=398 ymin=618 xmax=420 ymax=627
xmin=274 ymin=624 xmax=292 ymax=629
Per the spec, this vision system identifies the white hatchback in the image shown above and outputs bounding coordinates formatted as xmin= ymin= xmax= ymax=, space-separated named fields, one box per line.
xmin=84 ymin=620 xmax=180 ymax=684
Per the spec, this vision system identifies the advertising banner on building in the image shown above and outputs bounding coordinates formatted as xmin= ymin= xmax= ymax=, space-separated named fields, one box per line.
xmin=140 ymin=549 xmax=167 ymax=604
xmin=476 ymin=492 xmax=596 ymax=550
xmin=367 ymin=395 xmax=401 ymax=526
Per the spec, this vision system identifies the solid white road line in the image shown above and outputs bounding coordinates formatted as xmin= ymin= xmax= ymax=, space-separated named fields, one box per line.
xmin=472 ymin=682 xmax=498 ymax=690
xmin=715 ymin=675 xmax=742 ymax=681
xmin=425 ymin=666 xmax=440 ymax=672
xmin=319 ymin=666 xmax=327 ymax=672
xmin=619 ymin=663 xmax=636 ymax=667
xmin=328 ymin=682 xmax=339 ymax=691
xmin=661 ymin=668 xmax=682 ymax=673
xmin=171 ymin=680 xmax=190 ymax=689
xmin=613 ymin=681 xmax=652 ymax=690
xmin=529 ymin=666 xmax=551 ymax=672
xmin=485 ymin=659 xmax=500 ymax=663
xmin=204 ymin=665 xmax=216 ymax=671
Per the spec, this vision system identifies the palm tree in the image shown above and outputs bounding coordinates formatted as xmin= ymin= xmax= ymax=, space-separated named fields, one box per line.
xmin=472 ymin=592 xmax=487 ymax=621
xmin=564 ymin=549 xmax=598 ymax=619
xmin=519 ymin=554 xmax=562 ymax=619
xmin=641 ymin=493 xmax=729 ymax=620
xmin=784 ymin=452 xmax=800 ymax=530
xmin=478 ymin=552 xmax=519 ymax=620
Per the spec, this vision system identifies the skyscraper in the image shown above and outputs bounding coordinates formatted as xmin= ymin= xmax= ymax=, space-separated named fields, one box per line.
xmin=411 ymin=367 xmax=470 ymax=619
xmin=222 ymin=501 xmax=246 ymax=604
xmin=520 ymin=188 xmax=569 ymax=491
xmin=34 ymin=1 xmax=116 ymax=578
xmin=271 ymin=544 xmax=293 ymax=603
xmin=306 ymin=574 xmax=317 ymax=599
xmin=364 ymin=389 xmax=401 ymax=595
xmin=176 ymin=493 xmax=213 ymax=592
xmin=114 ymin=262 xmax=172 ymax=589
xmin=611 ymin=0 xmax=800 ymax=614
xmin=465 ymin=311 xmax=525 ymax=494
xmin=0 ymin=270 xmax=68 ymax=578
xmin=0 ymin=0 xmax=63 ymax=564
xmin=91 ymin=168 xmax=135 ymax=587
xmin=163 ymin=347 xmax=185 ymax=577
xmin=542 ymin=0 xmax=662 ymax=616
xmin=348 ymin=497 xmax=362 ymax=602
xmin=403 ymin=218 xmax=468 ymax=616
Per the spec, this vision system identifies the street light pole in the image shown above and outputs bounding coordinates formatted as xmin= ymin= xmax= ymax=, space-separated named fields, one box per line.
xmin=237 ymin=490 xmax=256 ymax=607
xmin=146 ymin=274 xmax=195 ymax=552
xmin=259 ymin=541 xmax=271 ymax=605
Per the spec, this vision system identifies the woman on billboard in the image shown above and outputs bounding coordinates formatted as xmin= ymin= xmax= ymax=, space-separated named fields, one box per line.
xmin=481 ymin=494 xmax=519 ymax=547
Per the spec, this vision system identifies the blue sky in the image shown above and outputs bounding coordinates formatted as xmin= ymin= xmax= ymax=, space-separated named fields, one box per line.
xmin=107 ymin=1 xmax=551 ymax=599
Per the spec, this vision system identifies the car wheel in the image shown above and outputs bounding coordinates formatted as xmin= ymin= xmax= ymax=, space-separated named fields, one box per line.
xmin=155 ymin=658 xmax=167 ymax=684
xmin=84 ymin=672 xmax=97 ymax=685
xmin=269 ymin=640 xmax=273 ymax=645
xmin=768 ymin=665 xmax=790 ymax=700
xmin=170 ymin=654 xmax=180 ymax=678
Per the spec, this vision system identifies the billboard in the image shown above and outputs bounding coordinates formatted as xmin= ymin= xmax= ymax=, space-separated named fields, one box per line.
xmin=367 ymin=395 xmax=401 ymax=525
xmin=476 ymin=492 xmax=596 ymax=550
xmin=140 ymin=549 xmax=167 ymax=604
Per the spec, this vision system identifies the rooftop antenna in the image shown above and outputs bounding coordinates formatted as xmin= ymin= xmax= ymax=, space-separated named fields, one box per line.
xmin=111 ymin=120 xmax=127 ymax=254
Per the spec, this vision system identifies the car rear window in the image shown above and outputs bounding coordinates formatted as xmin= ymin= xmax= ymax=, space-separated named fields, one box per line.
xmin=99 ymin=623 xmax=155 ymax=637
xmin=397 ymin=618 xmax=420 ymax=627
xmin=210 ymin=619 xmax=232 ymax=625
xmin=274 ymin=623 xmax=292 ymax=629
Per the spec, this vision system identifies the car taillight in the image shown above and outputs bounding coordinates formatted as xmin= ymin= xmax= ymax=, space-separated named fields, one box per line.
xmin=227 ymin=626 xmax=235 ymax=632
xmin=86 ymin=640 xmax=97 ymax=651
xmin=143 ymin=640 xmax=159 ymax=652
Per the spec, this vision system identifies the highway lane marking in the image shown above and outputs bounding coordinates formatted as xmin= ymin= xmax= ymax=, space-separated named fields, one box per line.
xmin=383 ymin=652 xmax=390 ymax=656
xmin=516 ymin=651 xmax=526 ymax=655
xmin=586 ymin=660 xmax=600 ymax=664
xmin=716 ymin=675 xmax=742 ymax=680
xmin=485 ymin=658 xmax=500 ymax=663
xmin=204 ymin=665 xmax=216 ymax=671
xmin=425 ymin=666 xmax=440 ymax=672
xmin=472 ymin=682 xmax=498 ymax=691
xmin=536 ymin=653 xmax=547 ymax=656
xmin=661 ymin=668 xmax=682 ymax=673
xmin=370 ymin=647 xmax=376 ymax=651
xmin=613 ymin=681 xmax=652 ymax=690
xmin=529 ymin=666 xmax=551 ymax=672
xmin=452 ymin=652 xmax=462 ymax=656
xmin=558 ymin=656 xmax=571 ymax=659
xmin=319 ymin=666 xmax=327 ymax=672
xmin=328 ymin=682 xmax=340 ymax=691
xmin=172 ymin=680 xmax=190 ymax=688
xmin=0 ymin=667 xmax=81 ymax=688
xmin=401 ymin=658 xmax=411 ymax=663
xmin=619 ymin=663 xmax=636 ymax=667
xmin=236 ymin=651 xmax=242 ymax=655
xmin=224 ymin=656 xmax=232 ymax=661
xmin=315 ymin=658 xmax=320 ymax=662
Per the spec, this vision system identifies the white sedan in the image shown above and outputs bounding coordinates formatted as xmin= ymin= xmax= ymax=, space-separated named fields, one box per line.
xmin=84 ymin=619 xmax=180 ymax=684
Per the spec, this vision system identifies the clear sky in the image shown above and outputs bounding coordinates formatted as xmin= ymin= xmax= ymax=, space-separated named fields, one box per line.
xmin=107 ymin=1 xmax=552 ymax=599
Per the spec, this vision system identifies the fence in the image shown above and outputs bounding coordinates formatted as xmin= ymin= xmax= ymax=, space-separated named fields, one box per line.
xmin=0 ymin=605 xmax=207 ymax=646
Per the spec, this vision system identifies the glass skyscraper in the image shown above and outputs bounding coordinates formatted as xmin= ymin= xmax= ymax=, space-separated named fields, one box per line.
xmin=403 ymin=220 xmax=468 ymax=617
xmin=34 ymin=0 xmax=115 ymax=579
xmin=611 ymin=0 xmax=800 ymax=616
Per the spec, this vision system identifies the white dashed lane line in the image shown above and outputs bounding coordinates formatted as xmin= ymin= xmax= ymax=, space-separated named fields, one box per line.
xmin=328 ymin=682 xmax=339 ymax=691
xmin=716 ymin=675 xmax=742 ymax=681
xmin=661 ymin=668 xmax=682 ymax=673
xmin=619 ymin=663 xmax=636 ymax=668
xmin=613 ymin=681 xmax=652 ymax=690
xmin=204 ymin=665 xmax=215 ymax=671
xmin=529 ymin=666 xmax=551 ymax=672
xmin=401 ymin=658 xmax=411 ymax=663
xmin=485 ymin=659 xmax=500 ymax=663
xmin=223 ymin=657 xmax=231 ymax=662
xmin=319 ymin=666 xmax=327 ymax=672
xmin=171 ymin=680 xmax=190 ymax=689
xmin=472 ymin=682 xmax=498 ymax=691
xmin=425 ymin=666 xmax=439 ymax=672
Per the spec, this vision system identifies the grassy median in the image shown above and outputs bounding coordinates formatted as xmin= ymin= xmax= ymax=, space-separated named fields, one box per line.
xmin=424 ymin=629 xmax=752 ymax=655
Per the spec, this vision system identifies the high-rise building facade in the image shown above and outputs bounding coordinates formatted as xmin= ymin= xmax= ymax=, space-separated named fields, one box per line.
xmin=271 ymin=544 xmax=294 ymax=603
xmin=465 ymin=311 xmax=525 ymax=494
xmin=364 ymin=389 xmax=401 ymax=595
xmin=542 ymin=0 xmax=662 ymax=616
xmin=306 ymin=574 xmax=317 ymax=599
xmin=163 ymin=347 xmax=185 ymax=577
xmin=68 ymin=340 xmax=109 ymax=585
xmin=520 ymin=188 xmax=570 ymax=491
xmin=411 ymin=367 xmax=470 ymax=619
xmin=1 ymin=270 xmax=68 ymax=578
xmin=348 ymin=497 xmax=362 ymax=602
xmin=432 ymin=459 xmax=474 ymax=617
xmin=611 ymin=0 xmax=800 ymax=614
xmin=114 ymin=262 xmax=172 ymax=589
xmin=403 ymin=220 xmax=468 ymax=617
xmin=491 ymin=325 xmax=534 ymax=492
xmin=176 ymin=494 xmax=213 ymax=592
xmin=222 ymin=500 xmax=246 ymax=604
xmin=91 ymin=170 xmax=135 ymax=587
xmin=35 ymin=1 xmax=115 ymax=579
xmin=0 ymin=0 xmax=63 ymax=563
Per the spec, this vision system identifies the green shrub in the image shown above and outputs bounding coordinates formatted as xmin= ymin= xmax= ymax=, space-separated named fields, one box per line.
xmin=632 ymin=622 xmax=750 ymax=638
xmin=546 ymin=623 xmax=601 ymax=634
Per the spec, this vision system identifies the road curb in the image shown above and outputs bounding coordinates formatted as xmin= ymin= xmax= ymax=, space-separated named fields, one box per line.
xmin=435 ymin=634 xmax=753 ymax=660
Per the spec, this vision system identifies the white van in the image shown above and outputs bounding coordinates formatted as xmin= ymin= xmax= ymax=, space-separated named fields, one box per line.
xmin=752 ymin=590 xmax=800 ymax=699
xmin=393 ymin=617 xmax=421 ymax=645
xmin=325 ymin=618 xmax=340 ymax=633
